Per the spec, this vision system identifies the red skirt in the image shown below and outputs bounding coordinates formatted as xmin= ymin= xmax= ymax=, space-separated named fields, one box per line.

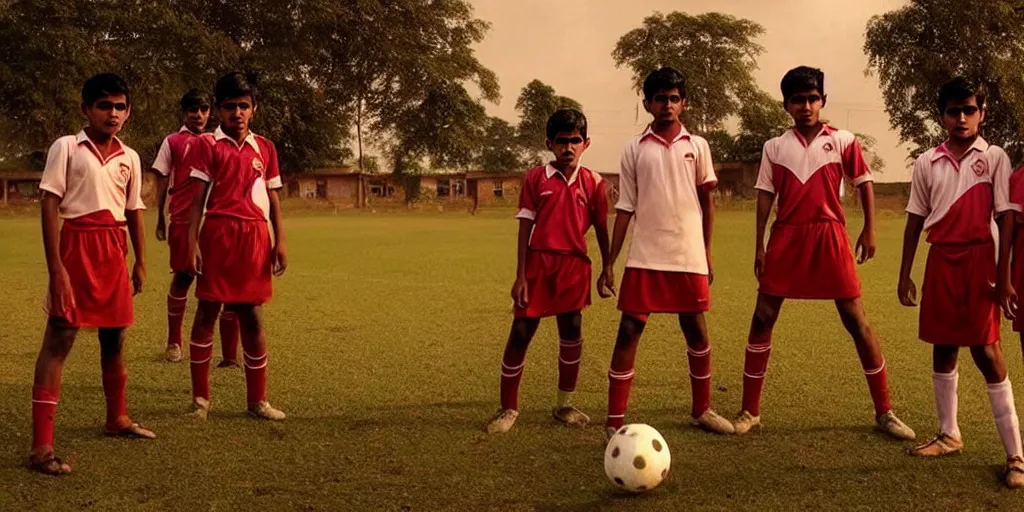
xmin=920 ymin=243 xmax=1000 ymax=346
xmin=514 ymin=251 xmax=591 ymax=318
xmin=759 ymin=221 xmax=861 ymax=299
xmin=196 ymin=217 xmax=273 ymax=305
xmin=1014 ymin=230 xmax=1024 ymax=332
xmin=617 ymin=268 xmax=709 ymax=321
xmin=168 ymin=221 xmax=192 ymax=273
xmin=47 ymin=211 xmax=134 ymax=329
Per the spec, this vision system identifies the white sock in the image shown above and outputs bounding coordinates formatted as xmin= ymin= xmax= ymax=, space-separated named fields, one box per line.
xmin=933 ymin=371 xmax=961 ymax=440
xmin=987 ymin=378 xmax=1023 ymax=460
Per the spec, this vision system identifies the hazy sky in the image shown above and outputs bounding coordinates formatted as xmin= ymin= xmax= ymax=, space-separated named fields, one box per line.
xmin=470 ymin=0 xmax=912 ymax=182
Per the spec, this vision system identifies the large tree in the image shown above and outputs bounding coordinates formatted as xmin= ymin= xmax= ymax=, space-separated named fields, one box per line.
xmin=478 ymin=117 xmax=523 ymax=173
xmin=865 ymin=0 xmax=1024 ymax=161
xmin=514 ymin=79 xmax=582 ymax=165
xmin=612 ymin=11 xmax=767 ymax=134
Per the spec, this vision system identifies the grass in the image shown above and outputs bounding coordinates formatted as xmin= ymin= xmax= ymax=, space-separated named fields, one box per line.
xmin=0 ymin=204 xmax=1023 ymax=511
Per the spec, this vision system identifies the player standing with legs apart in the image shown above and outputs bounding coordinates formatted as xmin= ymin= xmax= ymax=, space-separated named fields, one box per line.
xmin=29 ymin=73 xmax=155 ymax=475
xmin=151 ymin=89 xmax=240 ymax=366
xmin=486 ymin=109 xmax=612 ymax=434
xmin=602 ymin=67 xmax=734 ymax=439
xmin=185 ymin=72 xmax=287 ymax=421
xmin=899 ymin=77 xmax=1024 ymax=488
xmin=732 ymin=66 xmax=915 ymax=441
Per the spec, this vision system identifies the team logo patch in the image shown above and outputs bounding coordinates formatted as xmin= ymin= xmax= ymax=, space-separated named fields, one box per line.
xmin=118 ymin=162 xmax=131 ymax=180
xmin=684 ymin=152 xmax=696 ymax=161
xmin=252 ymin=157 xmax=264 ymax=174
xmin=972 ymin=159 xmax=988 ymax=177
xmin=822 ymin=142 xmax=834 ymax=152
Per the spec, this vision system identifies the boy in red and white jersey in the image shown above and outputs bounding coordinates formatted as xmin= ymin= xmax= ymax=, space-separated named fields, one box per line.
xmin=29 ymin=73 xmax=155 ymax=476
xmin=899 ymin=77 xmax=1024 ymax=488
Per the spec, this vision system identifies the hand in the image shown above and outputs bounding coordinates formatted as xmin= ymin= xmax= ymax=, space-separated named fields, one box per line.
xmin=48 ymin=265 xmax=76 ymax=322
xmin=597 ymin=265 xmax=616 ymax=298
xmin=856 ymin=228 xmax=877 ymax=264
xmin=999 ymin=280 xmax=1019 ymax=321
xmin=511 ymin=276 xmax=529 ymax=309
xmin=754 ymin=246 xmax=765 ymax=279
xmin=131 ymin=261 xmax=145 ymax=296
xmin=155 ymin=219 xmax=166 ymax=242
xmin=188 ymin=247 xmax=203 ymax=276
xmin=272 ymin=243 xmax=288 ymax=277
xmin=897 ymin=276 xmax=917 ymax=307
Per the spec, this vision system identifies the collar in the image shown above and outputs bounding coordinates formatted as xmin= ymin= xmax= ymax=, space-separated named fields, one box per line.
xmin=932 ymin=137 xmax=989 ymax=162
xmin=178 ymin=125 xmax=191 ymax=133
xmin=75 ymin=130 xmax=125 ymax=161
xmin=640 ymin=123 xmax=691 ymax=145
xmin=545 ymin=163 xmax=581 ymax=186
xmin=791 ymin=124 xmax=835 ymax=146
xmin=215 ymin=126 xmax=261 ymax=154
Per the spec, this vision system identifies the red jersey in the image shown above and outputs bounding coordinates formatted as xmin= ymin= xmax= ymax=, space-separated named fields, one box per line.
xmin=755 ymin=125 xmax=872 ymax=226
xmin=516 ymin=164 xmax=608 ymax=260
xmin=152 ymin=126 xmax=203 ymax=223
xmin=188 ymin=127 xmax=283 ymax=222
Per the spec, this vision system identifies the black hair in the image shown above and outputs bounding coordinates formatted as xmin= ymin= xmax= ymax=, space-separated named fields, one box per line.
xmin=546 ymin=109 xmax=588 ymax=141
xmin=780 ymin=66 xmax=825 ymax=102
xmin=937 ymin=77 xmax=986 ymax=114
xmin=180 ymin=88 xmax=211 ymax=111
xmin=214 ymin=72 xmax=258 ymax=105
xmin=642 ymin=67 xmax=686 ymax=101
xmin=82 ymin=73 xmax=131 ymax=106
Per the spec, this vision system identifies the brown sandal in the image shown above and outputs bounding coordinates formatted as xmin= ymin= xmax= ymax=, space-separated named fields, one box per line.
xmin=104 ymin=422 xmax=156 ymax=439
xmin=28 ymin=452 xmax=72 ymax=476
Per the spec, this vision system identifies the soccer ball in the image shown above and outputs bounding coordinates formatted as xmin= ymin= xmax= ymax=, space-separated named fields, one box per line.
xmin=604 ymin=424 xmax=671 ymax=493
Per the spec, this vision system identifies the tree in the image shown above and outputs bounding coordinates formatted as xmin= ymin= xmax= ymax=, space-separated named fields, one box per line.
xmin=478 ymin=117 xmax=523 ymax=173
xmin=733 ymin=88 xmax=791 ymax=162
xmin=865 ymin=0 xmax=1024 ymax=161
xmin=612 ymin=11 xmax=767 ymax=133
xmin=854 ymin=133 xmax=886 ymax=174
xmin=514 ymin=79 xmax=582 ymax=165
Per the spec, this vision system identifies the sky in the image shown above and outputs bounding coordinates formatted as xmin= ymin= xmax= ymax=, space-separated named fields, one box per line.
xmin=469 ymin=0 xmax=912 ymax=182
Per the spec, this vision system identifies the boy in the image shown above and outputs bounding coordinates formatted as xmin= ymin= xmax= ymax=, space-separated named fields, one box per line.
xmin=485 ymin=109 xmax=611 ymax=434
xmin=899 ymin=77 xmax=1024 ymax=488
xmin=601 ymin=67 xmax=733 ymax=438
xmin=732 ymin=66 xmax=914 ymax=441
xmin=185 ymin=72 xmax=287 ymax=421
xmin=30 ymin=73 xmax=155 ymax=475
xmin=151 ymin=89 xmax=240 ymax=365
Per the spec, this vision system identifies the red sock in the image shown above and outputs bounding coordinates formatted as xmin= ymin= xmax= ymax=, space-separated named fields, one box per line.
xmin=500 ymin=342 xmax=528 ymax=411
xmin=167 ymin=293 xmax=187 ymax=348
xmin=558 ymin=338 xmax=583 ymax=393
xmin=219 ymin=311 xmax=240 ymax=363
xmin=607 ymin=367 xmax=635 ymax=429
xmin=243 ymin=349 xmax=268 ymax=405
xmin=190 ymin=337 xmax=213 ymax=400
xmin=742 ymin=333 xmax=772 ymax=417
xmin=101 ymin=370 xmax=127 ymax=428
xmin=864 ymin=361 xmax=892 ymax=417
xmin=32 ymin=385 xmax=60 ymax=451
xmin=687 ymin=345 xmax=712 ymax=418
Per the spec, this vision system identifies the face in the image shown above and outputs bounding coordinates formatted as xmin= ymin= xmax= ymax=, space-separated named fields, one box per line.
xmin=82 ymin=93 xmax=131 ymax=137
xmin=643 ymin=88 xmax=685 ymax=125
xmin=941 ymin=96 xmax=984 ymax=142
xmin=546 ymin=129 xmax=590 ymax=168
xmin=217 ymin=95 xmax=256 ymax=134
xmin=785 ymin=88 xmax=826 ymax=127
xmin=183 ymin=104 xmax=211 ymax=133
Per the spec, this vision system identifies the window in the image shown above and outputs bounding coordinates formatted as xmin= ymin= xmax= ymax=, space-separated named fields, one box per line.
xmin=369 ymin=179 xmax=391 ymax=198
xmin=436 ymin=179 xmax=450 ymax=197
xmin=493 ymin=180 xmax=504 ymax=198
xmin=452 ymin=179 xmax=465 ymax=197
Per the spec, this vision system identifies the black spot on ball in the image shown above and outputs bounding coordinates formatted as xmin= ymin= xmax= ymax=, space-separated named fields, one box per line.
xmin=614 ymin=477 xmax=625 ymax=487
xmin=618 ymin=427 xmax=628 ymax=436
xmin=611 ymin=447 xmax=620 ymax=458
xmin=661 ymin=469 xmax=668 ymax=479
xmin=652 ymin=439 xmax=663 ymax=452
xmin=633 ymin=456 xmax=646 ymax=470
xmin=637 ymin=485 xmax=647 ymax=492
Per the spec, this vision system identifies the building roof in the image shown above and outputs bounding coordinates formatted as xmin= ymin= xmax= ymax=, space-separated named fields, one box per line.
xmin=0 ymin=171 xmax=43 ymax=180
xmin=465 ymin=170 xmax=525 ymax=180
xmin=308 ymin=167 xmax=360 ymax=177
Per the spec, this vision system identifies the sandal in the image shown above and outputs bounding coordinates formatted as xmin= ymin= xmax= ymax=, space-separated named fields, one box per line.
xmin=28 ymin=451 xmax=72 ymax=476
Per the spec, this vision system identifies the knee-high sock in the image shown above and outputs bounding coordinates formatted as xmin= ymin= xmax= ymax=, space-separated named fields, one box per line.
xmin=933 ymin=371 xmax=960 ymax=440
xmin=742 ymin=333 xmax=772 ymax=416
xmin=219 ymin=310 xmax=240 ymax=363
xmin=687 ymin=345 xmax=711 ymax=418
xmin=863 ymin=360 xmax=892 ymax=417
xmin=987 ymin=378 xmax=1023 ymax=459
xmin=190 ymin=337 xmax=213 ymax=400
xmin=557 ymin=338 xmax=583 ymax=407
xmin=167 ymin=293 xmax=187 ymax=348
xmin=31 ymin=385 xmax=60 ymax=451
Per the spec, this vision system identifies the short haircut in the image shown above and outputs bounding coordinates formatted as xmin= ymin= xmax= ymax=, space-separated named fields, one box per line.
xmin=546 ymin=109 xmax=588 ymax=140
xmin=937 ymin=77 xmax=986 ymax=114
xmin=180 ymin=88 xmax=211 ymax=111
xmin=214 ymin=72 xmax=257 ymax=105
xmin=642 ymin=67 xmax=687 ymax=101
xmin=82 ymin=73 xmax=131 ymax=106
xmin=780 ymin=66 xmax=825 ymax=101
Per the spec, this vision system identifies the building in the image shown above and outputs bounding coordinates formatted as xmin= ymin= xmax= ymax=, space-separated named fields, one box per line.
xmin=286 ymin=167 xmax=365 ymax=208
xmin=1 ymin=171 xmax=43 ymax=205
xmin=465 ymin=171 xmax=523 ymax=210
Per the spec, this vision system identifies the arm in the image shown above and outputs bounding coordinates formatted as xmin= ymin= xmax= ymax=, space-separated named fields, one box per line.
xmin=856 ymin=181 xmax=877 ymax=263
xmin=41 ymin=192 xmax=74 ymax=319
xmin=186 ymin=182 xmax=209 ymax=275
xmin=153 ymin=173 xmax=169 ymax=240
xmin=511 ymin=218 xmax=532 ymax=308
xmin=897 ymin=213 xmax=925 ymax=307
xmin=126 ymin=208 xmax=146 ymax=295
xmin=699 ymin=186 xmax=715 ymax=284
xmin=269 ymin=189 xmax=287 ymax=276
xmin=754 ymin=190 xmax=774 ymax=278
xmin=998 ymin=213 xmax=1017 ymax=319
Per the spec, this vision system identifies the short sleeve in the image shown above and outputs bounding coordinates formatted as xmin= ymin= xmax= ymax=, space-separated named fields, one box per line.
xmin=589 ymin=173 xmax=609 ymax=228
xmin=754 ymin=142 xmax=775 ymax=194
xmin=615 ymin=141 xmax=638 ymax=212
xmin=696 ymin=137 xmax=718 ymax=190
xmin=992 ymin=148 xmax=1018 ymax=214
xmin=840 ymin=133 xmax=873 ymax=186
xmin=906 ymin=156 xmax=931 ymax=217
xmin=39 ymin=137 xmax=70 ymax=198
xmin=516 ymin=170 xmax=537 ymax=220
xmin=264 ymin=141 xmax=282 ymax=190
xmin=151 ymin=136 xmax=172 ymax=176
xmin=188 ymin=136 xmax=214 ymax=182
xmin=126 ymin=150 xmax=146 ymax=210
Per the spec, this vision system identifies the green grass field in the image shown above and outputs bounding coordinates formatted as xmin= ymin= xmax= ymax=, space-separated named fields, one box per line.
xmin=2 ymin=206 xmax=1024 ymax=511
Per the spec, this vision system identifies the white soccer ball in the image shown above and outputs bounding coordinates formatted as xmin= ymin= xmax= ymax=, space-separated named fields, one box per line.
xmin=604 ymin=423 xmax=671 ymax=493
